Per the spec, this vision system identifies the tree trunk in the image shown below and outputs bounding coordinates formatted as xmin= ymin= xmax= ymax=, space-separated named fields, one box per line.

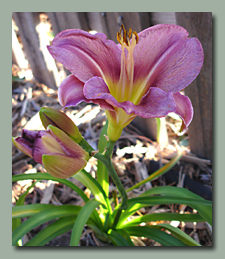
xmin=13 ymin=12 xmax=57 ymax=89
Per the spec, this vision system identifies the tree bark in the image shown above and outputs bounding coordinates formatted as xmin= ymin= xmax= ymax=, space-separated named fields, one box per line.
xmin=176 ymin=12 xmax=212 ymax=160
xmin=13 ymin=12 xmax=57 ymax=89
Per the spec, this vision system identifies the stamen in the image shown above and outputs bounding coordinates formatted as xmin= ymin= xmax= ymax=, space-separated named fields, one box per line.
xmin=117 ymin=24 xmax=139 ymax=46
xmin=115 ymin=24 xmax=139 ymax=103
xmin=133 ymin=31 xmax=139 ymax=44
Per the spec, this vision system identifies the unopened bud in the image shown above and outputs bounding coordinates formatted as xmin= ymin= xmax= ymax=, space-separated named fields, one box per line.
xmin=39 ymin=107 xmax=82 ymax=143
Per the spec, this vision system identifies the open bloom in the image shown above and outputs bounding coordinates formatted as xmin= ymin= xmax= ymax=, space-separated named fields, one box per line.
xmin=12 ymin=125 xmax=89 ymax=178
xmin=48 ymin=24 xmax=203 ymax=141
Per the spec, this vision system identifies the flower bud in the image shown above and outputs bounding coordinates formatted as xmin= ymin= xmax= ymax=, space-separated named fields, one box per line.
xmin=39 ymin=107 xmax=82 ymax=143
xmin=12 ymin=125 xmax=89 ymax=178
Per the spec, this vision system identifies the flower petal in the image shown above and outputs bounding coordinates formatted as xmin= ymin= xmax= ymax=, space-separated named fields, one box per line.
xmin=32 ymin=131 xmax=64 ymax=164
xmin=84 ymin=77 xmax=176 ymax=118
xmin=83 ymin=77 xmax=122 ymax=110
xmin=12 ymin=137 xmax=33 ymax=158
xmin=58 ymin=74 xmax=88 ymax=108
xmin=59 ymin=74 xmax=113 ymax=110
xmin=42 ymin=154 xmax=87 ymax=178
xmin=173 ymin=92 xmax=193 ymax=132
xmin=48 ymin=29 xmax=121 ymax=84
xmin=133 ymin=24 xmax=203 ymax=94
xmin=130 ymin=87 xmax=176 ymax=118
xmin=48 ymin=125 xmax=89 ymax=160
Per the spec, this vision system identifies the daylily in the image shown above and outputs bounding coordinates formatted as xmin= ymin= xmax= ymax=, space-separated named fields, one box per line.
xmin=48 ymin=24 xmax=204 ymax=141
xmin=39 ymin=106 xmax=83 ymax=143
xmin=12 ymin=125 xmax=89 ymax=178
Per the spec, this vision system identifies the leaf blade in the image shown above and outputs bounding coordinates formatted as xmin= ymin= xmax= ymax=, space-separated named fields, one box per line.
xmin=124 ymin=226 xmax=187 ymax=246
xmin=12 ymin=204 xmax=56 ymax=218
xmin=12 ymin=173 xmax=89 ymax=203
xmin=119 ymin=194 xmax=212 ymax=227
xmin=70 ymin=199 xmax=101 ymax=246
xmin=107 ymin=229 xmax=134 ymax=246
xmin=120 ymin=212 xmax=204 ymax=228
xmin=24 ymin=216 xmax=76 ymax=246
xmin=151 ymin=223 xmax=201 ymax=246
xmin=12 ymin=205 xmax=83 ymax=246
xmin=140 ymin=186 xmax=212 ymax=225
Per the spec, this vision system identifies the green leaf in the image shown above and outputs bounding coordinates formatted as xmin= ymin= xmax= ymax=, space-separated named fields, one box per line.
xmin=107 ymin=229 xmax=134 ymax=246
xmin=12 ymin=173 xmax=89 ymax=203
xmin=127 ymin=196 xmax=212 ymax=207
xmin=119 ymin=193 xmax=212 ymax=227
xmin=24 ymin=216 xmax=76 ymax=246
xmin=12 ymin=205 xmax=84 ymax=246
xmin=12 ymin=182 xmax=37 ymax=246
xmin=97 ymin=120 xmax=109 ymax=196
xmin=151 ymin=223 xmax=201 ymax=246
xmin=74 ymin=170 xmax=112 ymax=215
xmin=70 ymin=199 xmax=102 ymax=246
xmin=12 ymin=204 xmax=56 ymax=218
xmin=12 ymin=173 xmax=104 ymax=230
xmin=88 ymin=224 xmax=110 ymax=243
xmin=120 ymin=212 xmax=204 ymax=228
xmin=124 ymin=226 xmax=187 ymax=246
xmin=140 ymin=186 xmax=212 ymax=225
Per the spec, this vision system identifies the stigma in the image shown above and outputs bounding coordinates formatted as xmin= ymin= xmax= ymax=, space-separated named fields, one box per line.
xmin=117 ymin=24 xmax=139 ymax=46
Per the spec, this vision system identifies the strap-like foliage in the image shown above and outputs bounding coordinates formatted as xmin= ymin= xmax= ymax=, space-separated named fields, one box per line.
xmin=12 ymin=205 xmax=84 ymax=246
xmin=24 ymin=216 xmax=76 ymax=246
xmin=12 ymin=173 xmax=89 ymax=202
xmin=70 ymin=199 xmax=102 ymax=246
xmin=124 ymin=226 xmax=187 ymax=246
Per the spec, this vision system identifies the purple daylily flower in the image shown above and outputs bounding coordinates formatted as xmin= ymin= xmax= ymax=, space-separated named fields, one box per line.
xmin=48 ymin=24 xmax=203 ymax=141
xmin=12 ymin=125 xmax=89 ymax=178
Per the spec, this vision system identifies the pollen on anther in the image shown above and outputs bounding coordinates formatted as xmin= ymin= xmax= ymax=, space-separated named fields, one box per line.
xmin=133 ymin=31 xmax=139 ymax=43
xmin=117 ymin=24 xmax=139 ymax=46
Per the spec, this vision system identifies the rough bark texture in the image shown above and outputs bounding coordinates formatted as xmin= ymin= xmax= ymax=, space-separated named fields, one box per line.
xmin=176 ymin=12 xmax=212 ymax=160
xmin=13 ymin=12 xmax=57 ymax=89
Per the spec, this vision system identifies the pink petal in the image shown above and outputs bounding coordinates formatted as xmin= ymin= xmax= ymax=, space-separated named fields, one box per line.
xmin=58 ymin=74 xmax=88 ymax=108
xmin=48 ymin=29 xmax=121 ymax=84
xmin=12 ymin=130 xmax=39 ymax=158
xmin=12 ymin=137 xmax=33 ymax=158
xmin=32 ymin=131 xmax=63 ymax=164
xmin=173 ymin=92 xmax=193 ymax=132
xmin=130 ymin=87 xmax=176 ymax=118
xmin=134 ymin=24 xmax=203 ymax=93
xmin=83 ymin=77 xmax=119 ymax=109
xmin=59 ymin=74 xmax=114 ymax=111
xmin=82 ymin=77 xmax=115 ymax=110
xmin=84 ymin=77 xmax=176 ymax=118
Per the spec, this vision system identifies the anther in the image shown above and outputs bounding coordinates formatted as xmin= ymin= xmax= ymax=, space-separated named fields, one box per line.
xmin=117 ymin=24 xmax=138 ymax=46
xmin=133 ymin=31 xmax=139 ymax=44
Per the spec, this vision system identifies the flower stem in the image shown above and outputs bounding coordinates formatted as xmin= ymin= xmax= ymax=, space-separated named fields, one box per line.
xmin=101 ymin=140 xmax=128 ymax=229
xmin=79 ymin=137 xmax=128 ymax=228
